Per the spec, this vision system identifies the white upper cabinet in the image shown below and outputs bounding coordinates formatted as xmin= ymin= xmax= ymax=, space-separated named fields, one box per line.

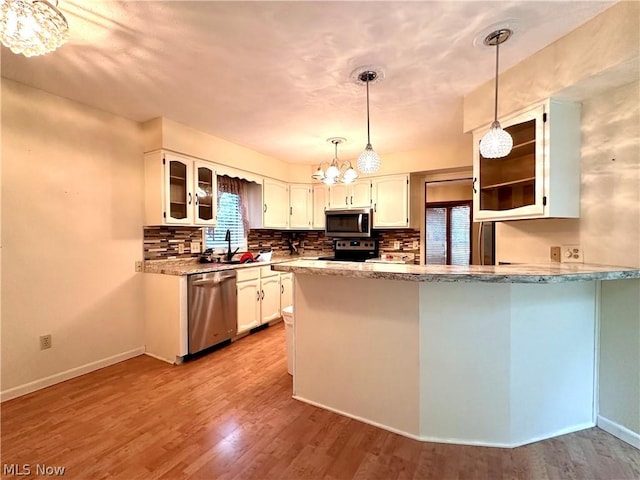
xmin=372 ymin=174 xmax=409 ymax=228
xmin=263 ymin=178 xmax=290 ymax=228
xmin=289 ymin=184 xmax=313 ymax=229
xmin=312 ymin=185 xmax=330 ymax=229
xmin=144 ymin=150 xmax=217 ymax=226
xmin=472 ymin=99 xmax=581 ymax=222
xmin=329 ymin=180 xmax=371 ymax=209
xmin=193 ymin=161 xmax=217 ymax=226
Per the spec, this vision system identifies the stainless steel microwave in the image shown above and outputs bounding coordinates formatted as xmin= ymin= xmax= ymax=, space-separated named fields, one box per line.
xmin=325 ymin=208 xmax=373 ymax=237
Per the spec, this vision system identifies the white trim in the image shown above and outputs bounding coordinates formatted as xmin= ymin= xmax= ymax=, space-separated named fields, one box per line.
xmin=0 ymin=347 xmax=145 ymax=402
xmin=293 ymin=395 xmax=594 ymax=448
xmin=143 ymin=351 xmax=179 ymax=365
xmin=597 ymin=416 xmax=640 ymax=449
xmin=293 ymin=395 xmax=423 ymax=442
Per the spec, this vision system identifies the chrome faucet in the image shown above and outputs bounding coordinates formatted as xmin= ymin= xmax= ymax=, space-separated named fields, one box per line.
xmin=224 ymin=229 xmax=239 ymax=261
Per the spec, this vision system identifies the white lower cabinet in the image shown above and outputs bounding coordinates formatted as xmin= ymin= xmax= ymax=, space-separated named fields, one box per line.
xmin=280 ymin=273 xmax=293 ymax=313
xmin=236 ymin=271 xmax=261 ymax=335
xmin=236 ymin=266 xmax=283 ymax=335
xmin=260 ymin=268 xmax=281 ymax=323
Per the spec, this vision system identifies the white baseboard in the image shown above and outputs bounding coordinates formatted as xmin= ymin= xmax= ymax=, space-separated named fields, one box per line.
xmin=143 ymin=351 xmax=178 ymax=364
xmin=598 ymin=415 xmax=640 ymax=449
xmin=292 ymin=395 xmax=595 ymax=448
xmin=293 ymin=394 xmax=424 ymax=442
xmin=1 ymin=347 xmax=145 ymax=402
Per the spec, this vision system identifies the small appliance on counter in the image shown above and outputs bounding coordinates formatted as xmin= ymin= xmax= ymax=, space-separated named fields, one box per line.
xmin=199 ymin=248 xmax=215 ymax=263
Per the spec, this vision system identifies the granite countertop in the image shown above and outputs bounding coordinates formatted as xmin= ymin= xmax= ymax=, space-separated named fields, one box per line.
xmin=271 ymin=259 xmax=640 ymax=283
xmin=144 ymin=256 xmax=298 ymax=275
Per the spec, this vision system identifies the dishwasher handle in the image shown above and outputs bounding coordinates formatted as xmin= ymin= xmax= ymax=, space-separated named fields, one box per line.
xmin=190 ymin=271 xmax=237 ymax=287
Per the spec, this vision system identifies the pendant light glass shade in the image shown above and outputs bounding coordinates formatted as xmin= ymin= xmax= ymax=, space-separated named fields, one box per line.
xmin=480 ymin=120 xmax=513 ymax=158
xmin=479 ymin=29 xmax=512 ymax=159
xmin=357 ymin=144 xmax=381 ymax=174
xmin=356 ymin=70 xmax=381 ymax=174
xmin=0 ymin=0 xmax=69 ymax=57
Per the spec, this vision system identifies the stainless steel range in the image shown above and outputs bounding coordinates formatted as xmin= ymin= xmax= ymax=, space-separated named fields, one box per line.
xmin=318 ymin=238 xmax=379 ymax=262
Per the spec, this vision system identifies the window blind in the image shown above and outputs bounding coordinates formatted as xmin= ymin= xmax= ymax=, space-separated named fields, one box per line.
xmin=204 ymin=192 xmax=246 ymax=250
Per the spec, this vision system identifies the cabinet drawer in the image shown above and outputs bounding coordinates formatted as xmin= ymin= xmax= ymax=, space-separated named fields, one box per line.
xmin=236 ymin=267 xmax=260 ymax=282
xmin=260 ymin=265 xmax=279 ymax=278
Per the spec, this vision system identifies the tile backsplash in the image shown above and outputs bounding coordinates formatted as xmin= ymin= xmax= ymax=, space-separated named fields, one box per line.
xmin=144 ymin=226 xmax=420 ymax=262
xmin=143 ymin=226 xmax=203 ymax=260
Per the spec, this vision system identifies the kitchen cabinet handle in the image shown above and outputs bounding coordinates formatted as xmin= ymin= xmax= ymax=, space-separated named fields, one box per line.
xmin=374 ymin=203 xmax=377 ymax=212
xmin=472 ymin=177 xmax=477 ymax=194
xmin=345 ymin=196 xmax=348 ymax=206
xmin=261 ymin=290 xmax=265 ymax=300
xmin=281 ymin=284 xmax=284 ymax=294
xmin=188 ymin=193 xmax=192 ymax=205
xmin=290 ymin=206 xmax=293 ymax=215
xmin=350 ymin=195 xmax=353 ymax=205
xmin=256 ymin=290 xmax=260 ymax=301
xmin=264 ymin=204 xmax=267 ymax=213
xmin=195 ymin=193 xmax=199 ymax=206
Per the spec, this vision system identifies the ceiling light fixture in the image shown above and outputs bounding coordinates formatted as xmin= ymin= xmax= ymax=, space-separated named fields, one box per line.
xmin=479 ymin=28 xmax=513 ymax=159
xmin=311 ymin=137 xmax=358 ymax=185
xmin=356 ymin=69 xmax=382 ymax=174
xmin=0 ymin=0 xmax=69 ymax=57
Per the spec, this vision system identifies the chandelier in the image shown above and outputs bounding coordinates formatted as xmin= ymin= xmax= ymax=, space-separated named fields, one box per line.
xmin=0 ymin=0 xmax=69 ymax=57
xmin=479 ymin=28 xmax=513 ymax=159
xmin=311 ymin=137 xmax=358 ymax=185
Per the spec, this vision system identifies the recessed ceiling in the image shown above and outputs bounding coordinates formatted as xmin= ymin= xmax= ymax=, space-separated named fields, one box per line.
xmin=1 ymin=1 xmax=616 ymax=165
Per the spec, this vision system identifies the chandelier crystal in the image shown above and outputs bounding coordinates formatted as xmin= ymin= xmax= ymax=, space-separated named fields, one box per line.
xmin=0 ymin=0 xmax=69 ymax=57
xmin=311 ymin=137 xmax=358 ymax=185
xmin=479 ymin=28 xmax=513 ymax=159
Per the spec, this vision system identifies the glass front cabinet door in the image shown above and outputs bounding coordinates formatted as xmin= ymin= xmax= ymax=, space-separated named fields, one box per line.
xmin=144 ymin=150 xmax=218 ymax=226
xmin=194 ymin=161 xmax=217 ymax=226
xmin=472 ymin=99 xmax=581 ymax=222
xmin=165 ymin=156 xmax=193 ymax=224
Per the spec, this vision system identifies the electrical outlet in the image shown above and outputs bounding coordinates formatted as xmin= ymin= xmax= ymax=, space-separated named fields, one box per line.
xmin=393 ymin=241 xmax=401 ymax=250
xmin=178 ymin=243 xmax=185 ymax=254
xmin=412 ymin=241 xmax=420 ymax=250
xmin=40 ymin=334 xmax=52 ymax=350
xmin=191 ymin=241 xmax=201 ymax=254
xmin=550 ymin=246 xmax=561 ymax=263
xmin=560 ymin=245 xmax=583 ymax=263
xmin=135 ymin=261 xmax=144 ymax=272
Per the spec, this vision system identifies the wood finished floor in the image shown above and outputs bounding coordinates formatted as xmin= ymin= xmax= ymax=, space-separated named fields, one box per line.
xmin=2 ymin=322 xmax=639 ymax=480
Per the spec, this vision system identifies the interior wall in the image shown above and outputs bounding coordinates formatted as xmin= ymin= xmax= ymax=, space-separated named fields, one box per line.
xmin=463 ymin=1 xmax=639 ymax=132
xmin=1 ymin=79 xmax=146 ymax=396
xmin=143 ymin=117 xmax=312 ymax=184
xmin=494 ymin=80 xmax=639 ymax=267
xmin=463 ymin=2 xmax=639 ymax=443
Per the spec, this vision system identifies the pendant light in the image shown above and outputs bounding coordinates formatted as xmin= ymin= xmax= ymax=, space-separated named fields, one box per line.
xmin=479 ymin=28 xmax=513 ymax=159
xmin=356 ymin=70 xmax=381 ymax=174
xmin=311 ymin=137 xmax=358 ymax=185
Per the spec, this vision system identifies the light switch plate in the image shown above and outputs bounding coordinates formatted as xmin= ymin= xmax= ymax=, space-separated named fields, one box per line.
xmin=191 ymin=241 xmax=201 ymax=254
xmin=560 ymin=245 xmax=583 ymax=263
xmin=178 ymin=243 xmax=185 ymax=254
xmin=550 ymin=246 xmax=561 ymax=262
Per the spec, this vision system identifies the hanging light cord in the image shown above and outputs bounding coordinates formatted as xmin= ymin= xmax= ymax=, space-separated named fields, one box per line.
xmin=493 ymin=35 xmax=500 ymax=123
xmin=365 ymin=74 xmax=371 ymax=145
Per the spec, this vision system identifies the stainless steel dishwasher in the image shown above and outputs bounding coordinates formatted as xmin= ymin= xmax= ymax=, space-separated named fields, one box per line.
xmin=187 ymin=270 xmax=237 ymax=355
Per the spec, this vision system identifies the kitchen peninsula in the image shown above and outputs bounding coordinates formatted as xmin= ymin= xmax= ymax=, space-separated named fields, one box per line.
xmin=272 ymin=260 xmax=640 ymax=448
